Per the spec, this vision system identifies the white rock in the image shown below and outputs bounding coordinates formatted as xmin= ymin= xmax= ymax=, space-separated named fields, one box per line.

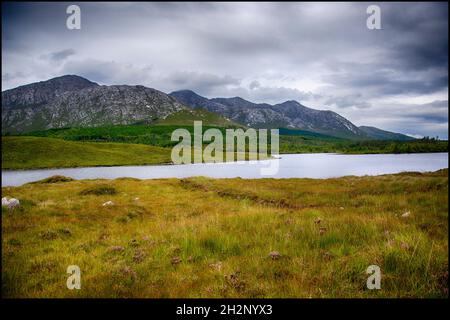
xmin=102 ymin=201 xmax=114 ymax=206
xmin=2 ymin=197 xmax=10 ymax=206
xmin=7 ymin=198 xmax=20 ymax=210
xmin=134 ymin=197 xmax=139 ymax=201
xmin=401 ymin=211 xmax=411 ymax=218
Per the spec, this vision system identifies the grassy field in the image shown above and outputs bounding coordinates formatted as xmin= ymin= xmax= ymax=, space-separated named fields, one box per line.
xmin=2 ymin=170 xmax=448 ymax=298
xmin=1 ymin=136 xmax=172 ymax=170
xmin=1 ymin=136 xmax=269 ymax=170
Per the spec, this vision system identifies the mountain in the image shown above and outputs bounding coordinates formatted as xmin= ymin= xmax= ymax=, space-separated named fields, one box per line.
xmin=171 ymin=90 xmax=367 ymax=139
xmin=1 ymin=75 xmax=99 ymax=110
xmin=2 ymin=75 xmax=186 ymax=133
xmin=2 ymin=75 xmax=414 ymax=141
xmin=359 ymin=126 xmax=415 ymax=141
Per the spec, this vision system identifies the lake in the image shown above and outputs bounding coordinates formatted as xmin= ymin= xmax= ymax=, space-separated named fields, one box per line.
xmin=2 ymin=152 xmax=448 ymax=187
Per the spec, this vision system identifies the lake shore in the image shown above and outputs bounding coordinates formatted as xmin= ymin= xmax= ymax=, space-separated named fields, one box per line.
xmin=2 ymin=135 xmax=448 ymax=171
xmin=2 ymin=152 xmax=448 ymax=187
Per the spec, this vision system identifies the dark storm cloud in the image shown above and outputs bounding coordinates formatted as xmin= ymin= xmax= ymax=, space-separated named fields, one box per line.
xmin=325 ymin=67 xmax=448 ymax=96
xmin=1 ymin=2 xmax=448 ymax=138
xmin=382 ymin=2 xmax=448 ymax=70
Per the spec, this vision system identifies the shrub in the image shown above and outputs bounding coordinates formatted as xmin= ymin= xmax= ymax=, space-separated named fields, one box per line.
xmin=79 ymin=185 xmax=117 ymax=196
xmin=30 ymin=175 xmax=74 ymax=184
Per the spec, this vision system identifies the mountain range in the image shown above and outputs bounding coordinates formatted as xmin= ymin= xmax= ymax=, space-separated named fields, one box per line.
xmin=170 ymin=90 xmax=367 ymax=139
xmin=1 ymin=75 xmax=414 ymax=141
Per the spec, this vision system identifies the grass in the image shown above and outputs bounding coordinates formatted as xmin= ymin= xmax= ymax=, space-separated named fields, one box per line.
xmin=2 ymin=135 xmax=270 ymax=170
xmin=1 ymin=136 xmax=172 ymax=170
xmin=1 ymin=169 xmax=448 ymax=298
xmin=155 ymin=108 xmax=243 ymax=128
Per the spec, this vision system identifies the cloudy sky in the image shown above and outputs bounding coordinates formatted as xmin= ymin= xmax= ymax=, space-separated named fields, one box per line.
xmin=2 ymin=2 xmax=448 ymax=138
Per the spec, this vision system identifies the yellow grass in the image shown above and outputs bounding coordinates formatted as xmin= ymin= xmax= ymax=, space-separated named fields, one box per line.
xmin=1 ymin=170 xmax=448 ymax=298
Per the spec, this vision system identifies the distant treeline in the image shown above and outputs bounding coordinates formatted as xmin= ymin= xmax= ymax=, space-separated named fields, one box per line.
xmin=280 ymin=135 xmax=448 ymax=154
xmin=7 ymin=124 xmax=449 ymax=155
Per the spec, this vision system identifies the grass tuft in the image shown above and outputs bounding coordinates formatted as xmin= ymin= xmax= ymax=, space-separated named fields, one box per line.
xmin=79 ymin=185 xmax=117 ymax=196
xmin=30 ymin=175 xmax=74 ymax=184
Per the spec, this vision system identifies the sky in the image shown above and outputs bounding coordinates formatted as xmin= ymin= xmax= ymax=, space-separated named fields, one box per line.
xmin=2 ymin=2 xmax=448 ymax=138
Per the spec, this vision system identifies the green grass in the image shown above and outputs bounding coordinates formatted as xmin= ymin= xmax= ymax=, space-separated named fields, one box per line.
xmin=155 ymin=108 xmax=243 ymax=128
xmin=2 ymin=170 xmax=447 ymax=298
xmin=1 ymin=136 xmax=172 ymax=170
xmin=19 ymin=124 xmax=244 ymax=149
xmin=2 ymin=135 xmax=270 ymax=170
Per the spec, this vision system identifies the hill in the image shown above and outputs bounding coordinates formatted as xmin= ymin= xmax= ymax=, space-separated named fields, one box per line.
xmin=359 ymin=126 xmax=415 ymax=141
xmin=155 ymin=108 xmax=243 ymax=127
xmin=1 ymin=136 xmax=172 ymax=169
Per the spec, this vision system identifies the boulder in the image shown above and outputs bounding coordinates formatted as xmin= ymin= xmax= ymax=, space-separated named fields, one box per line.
xmin=2 ymin=197 xmax=9 ymax=206
xmin=2 ymin=197 xmax=20 ymax=210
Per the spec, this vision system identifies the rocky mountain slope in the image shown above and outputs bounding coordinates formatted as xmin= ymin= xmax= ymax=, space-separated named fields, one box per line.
xmin=2 ymin=75 xmax=415 ymax=141
xmin=2 ymin=75 xmax=186 ymax=133
xmin=171 ymin=90 xmax=367 ymax=139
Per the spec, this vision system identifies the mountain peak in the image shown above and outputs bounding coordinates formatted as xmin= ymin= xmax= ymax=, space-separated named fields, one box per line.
xmin=1 ymin=76 xmax=185 ymax=133
xmin=35 ymin=74 xmax=99 ymax=88
xmin=2 ymin=74 xmax=99 ymax=110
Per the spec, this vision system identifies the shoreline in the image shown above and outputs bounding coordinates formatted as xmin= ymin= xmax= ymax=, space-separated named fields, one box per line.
xmin=2 ymin=151 xmax=448 ymax=172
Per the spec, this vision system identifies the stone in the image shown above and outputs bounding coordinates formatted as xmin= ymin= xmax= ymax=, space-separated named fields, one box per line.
xmin=171 ymin=256 xmax=182 ymax=265
xmin=2 ymin=197 xmax=10 ymax=206
xmin=269 ymin=251 xmax=281 ymax=260
xmin=401 ymin=211 xmax=411 ymax=218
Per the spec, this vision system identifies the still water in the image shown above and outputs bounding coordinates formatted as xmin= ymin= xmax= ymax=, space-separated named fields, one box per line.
xmin=2 ymin=153 xmax=448 ymax=187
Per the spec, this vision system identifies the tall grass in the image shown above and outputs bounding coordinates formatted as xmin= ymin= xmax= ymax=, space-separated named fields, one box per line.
xmin=2 ymin=170 xmax=448 ymax=297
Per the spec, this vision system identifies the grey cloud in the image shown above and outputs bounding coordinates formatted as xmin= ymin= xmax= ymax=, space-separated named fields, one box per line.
xmin=324 ymin=65 xmax=448 ymax=97
xmin=249 ymin=80 xmax=260 ymax=90
xmin=1 ymin=2 xmax=448 ymax=137
xmin=61 ymin=59 xmax=153 ymax=85
xmin=324 ymin=94 xmax=371 ymax=109
xmin=48 ymin=49 xmax=76 ymax=62
xmin=343 ymin=100 xmax=449 ymax=139
xmin=166 ymin=71 xmax=241 ymax=95
xmin=207 ymin=84 xmax=319 ymax=105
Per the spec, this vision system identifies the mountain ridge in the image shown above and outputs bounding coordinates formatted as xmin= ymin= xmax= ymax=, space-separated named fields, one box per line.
xmin=171 ymin=90 xmax=366 ymax=139
xmin=2 ymin=75 xmax=414 ymax=140
xmin=2 ymin=75 xmax=186 ymax=133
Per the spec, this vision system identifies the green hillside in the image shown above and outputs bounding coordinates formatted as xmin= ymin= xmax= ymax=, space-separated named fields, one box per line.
xmin=359 ymin=126 xmax=415 ymax=141
xmin=155 ymin=108 xmax=243 ymax=127
xmin=1 ymin=136 xmax=172 ymax=170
